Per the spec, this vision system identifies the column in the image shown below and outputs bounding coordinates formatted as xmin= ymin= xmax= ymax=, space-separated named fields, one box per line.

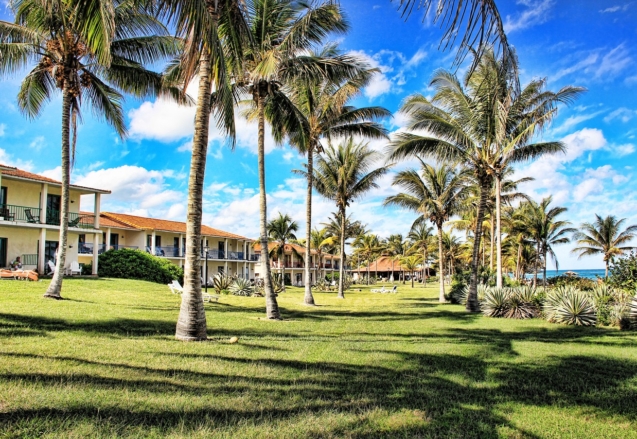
xmin=93 ymin=193 xmax=101 ymax=229
xmin=105 ymin=228 xmax=111 ymax=251
xmin=92 ymin=232 xmax=99 ymax=275
xmin=151 ymin=230 xmax=156 ymax=255
xmin=179 ymin=233 xmax=184 ymax=257
xmin=39 ymin=183 xmax=48 ymax=224
xmin=37 ymin=228 xmax=46 ymax=273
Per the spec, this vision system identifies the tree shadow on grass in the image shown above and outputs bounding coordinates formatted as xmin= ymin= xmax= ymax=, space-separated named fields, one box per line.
xmin=1 ymin=347 xmax=635 ymax=438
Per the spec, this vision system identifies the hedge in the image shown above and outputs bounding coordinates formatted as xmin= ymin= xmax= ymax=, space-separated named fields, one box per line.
xmin=98 ymin=248 xmax=184 ymax=284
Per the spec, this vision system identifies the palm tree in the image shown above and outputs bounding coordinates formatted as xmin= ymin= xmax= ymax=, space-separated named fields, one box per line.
xmin=388 ymin=49 xmax=582 ymax=311
xmin=407 ymin=221 xmax=435 ymax=285
xmin=286 ymin=51 xmax=390 ymax=306
xmin=313 ymin=139 xmax=390 ymax=298
xmin=521 ymin=197 xmax=575 ymax=287
xmin=158 ymin=0 xmax=249 ymax=340
xmin=240 ymin=0 xmax=351 ymax=318
xmin=308 ymin=228 xmax=335 ymax=283
xmin=385 ymin=234 xmax=407 ymax=283
xmin=1 ymin=0 xmax=182 ymax=300
xmin=384 ymin=162 xmax=470 ymax=302
xmin=572 ymin=215 xmax=637 ymax=278
xmin=400 ymin=255 xmax=422 ymax=288
xmin=267 ymin=213 xmax=300 ymax=292
xmin=353 ymin=234 xmax=383 ymax=285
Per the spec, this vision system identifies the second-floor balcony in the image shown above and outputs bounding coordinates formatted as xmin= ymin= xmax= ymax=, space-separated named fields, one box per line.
xmin=0 ymin=204 xmax=96 ymax=229
xmin=78 ymin=244 xmax=139 ymax=254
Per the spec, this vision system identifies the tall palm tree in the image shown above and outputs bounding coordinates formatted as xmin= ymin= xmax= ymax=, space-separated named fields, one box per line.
xmin=1 ymin=0 xmax=182 ymax=300
xmin=158 ymin=0 xmax=249 ymax=340
xmin=240 ymin=0 xmax=351 ymax=318
xmin=384 ymin=161 xmax=470 ymax=302
xmin=353 ymin=233 xmax=383 ymax=285
xmin=388 ymin=49 xmax=581 ymax=311
xmin=313 ymin=139 xmax=390 ymax=298
xmin=308 ymin=228 xmax=335 ymax=283
xmin=400 ymin=255 xmax=422 ymax=288
xmin=285 ymin=49 xmax=390 ymax=306
xmin=385 ymin=234 xmax=407 ymax=282
xmin=572 ymin=215 xmax=637 ymax=278
xmin=267 ymin=212 xmax=300 ymax=292
xmin=521 ymin=197 xmax=575 ymax=287
xmin=407 ymin=221 xmax=435 ymax=285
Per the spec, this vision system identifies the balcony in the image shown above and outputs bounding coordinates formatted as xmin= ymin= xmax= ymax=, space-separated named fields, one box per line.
xmin=249 ymin=254 xmax=260 ymax=262
xmin=78 ymin=244 xmax=139 ymax=255
xmin=0 ymin=204 xmax=96 ymax=229
xmin=150 ymin=246 xmax=181 ymax=257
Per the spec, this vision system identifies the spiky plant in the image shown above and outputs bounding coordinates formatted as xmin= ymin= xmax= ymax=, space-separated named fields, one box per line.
xmin=544 ymin=288 xmax=596 ymax=326
xmin=609 ymin=303 xmax=630 ymax=329
xmin=212 ymin=273 xmax=233 ymax=294
xmin=505 ymin=288 xmax=539 ymax=319
xmin=229 ymin=278 xmax=254 ymax=297
xmin=481 ymin=288 xmax=510 ymax=317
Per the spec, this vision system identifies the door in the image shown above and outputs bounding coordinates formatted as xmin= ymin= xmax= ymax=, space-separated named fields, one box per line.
xmin=0 ymin=186 xmax=6 ymax=207
xmin=218 ymin=241 xmax=225 ymax=259
xmin=173 ymin=237 xmax=180 ymax=257
xmin=44 ymin=241 xmax=58 ymax=273
xmin=0 ymin=238 xmax=7 ymax=267
xmin=46 ymin=194 xmax=61 ymax=225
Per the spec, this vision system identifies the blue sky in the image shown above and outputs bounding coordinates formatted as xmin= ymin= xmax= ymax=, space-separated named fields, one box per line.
xmin=1 ymin=0 xmax=636 ymax=269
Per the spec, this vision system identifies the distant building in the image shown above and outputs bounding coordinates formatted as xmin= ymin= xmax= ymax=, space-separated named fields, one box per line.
xmin=351 ymin=256 xmax=435 ymax=281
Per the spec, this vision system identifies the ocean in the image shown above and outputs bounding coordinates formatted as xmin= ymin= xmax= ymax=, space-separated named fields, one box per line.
xmin=523 ymin=269 xmax=606 ymax=280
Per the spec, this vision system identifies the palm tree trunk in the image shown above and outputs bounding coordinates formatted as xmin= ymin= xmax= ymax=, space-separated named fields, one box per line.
xmin=337 ymin=206 xmax=346 ymax=298
xmin=175 ymin=52 xmax=212 ymax=341
xmin=391 ymin=259 xmax=394 ymax=283
xmin=543 ymin=249 xmax=547 ymax=289
xmin=490 ymin=211 xmax=494 ymax=272
xmin=437 ymin=226 xmax=445 ymax=302
xmin=257 ymin=89 xmax=280 ymax=319
xmin=605 ymin=260 xmax=609 ymax=279
xmin=516 ymin=242 xmax=522 ymax=280
xmin=466 ymin=177 xmax=489 ymax=312
xmin=303 ymin=147 xmax=315 ymax=305
xmin=366 ymin=256 xmax=370 ymax=286
xmin=44 ymin=87 xmax=72 ymax=300
xmin=533 ymin=241 xmax=539 ymax=288
xmin=423 ymin=248 xmax=428 ymax=286
xmin=411 ymin=271 xmax=414 ymax=288
xmin=495 ymin=175 xmax=503 ymax=288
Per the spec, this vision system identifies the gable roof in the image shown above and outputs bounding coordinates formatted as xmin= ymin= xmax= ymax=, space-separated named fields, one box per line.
xmin=0 ymin=164 xmax=110 ymax=194
xmin=101 ymin=212 xmax=251 ymax=240
xmin=352 ymin=256 xmax=414 ymax=272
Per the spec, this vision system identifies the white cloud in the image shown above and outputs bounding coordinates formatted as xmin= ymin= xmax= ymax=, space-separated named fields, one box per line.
xmin=592 ymin=44 xmax=632 ymax=81
xmin=599 ymin=4 xmax=631 ymax=13
xmin=0 ymin=148 xmax=34 ymax=171
xmin=87 ymin=161 xmax=105 ymax=171
xmin=282 ymin=151 xmax=295 ymax=162
xmin=551 ymin=111 xmax=603 ymax=134
xmin=40 ymin=166 xmax=62 ymax=181
xmin=504 ymin=0 xmax=554 ymax=33
xmin=29 ymin=136 xmax=46 ymax=151
xmin=604 ymin=107 xmax=637 ymax=123
xmin=614 ymin=143 xmax=636 ymax=157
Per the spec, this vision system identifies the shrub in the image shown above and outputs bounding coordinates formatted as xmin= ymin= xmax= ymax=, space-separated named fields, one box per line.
xmin=505 ymin=287 xmax=540 ymax=319
xmin=544 ymin=287 xmax=596 ymax=326
xmin=609 ymin=251 xmax=637 ymax=291
xmin=97 ymin=248 xmax=183 ymax=284
xmin=229 ymin=278 xmax=254 ymax=296
xmin=589 ymin=284 xmax=615 ymax=326
xmin=548 ymin=275 xmax=596 ymax=291
xmin=448 ymin=277 xmax=467 ymax=304
xmin=481 ymin=288 xmax=509 ymax=317
xmin=212 ymin=273 xmax=233 ymax=294
xmin=254 ymin=275 xmax=284 ymax=296
xmin=81 ymin=262 xmax=92 ymax=276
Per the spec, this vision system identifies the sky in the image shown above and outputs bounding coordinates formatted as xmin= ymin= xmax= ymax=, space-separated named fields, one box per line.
xmin=1 ymin=0 xmax=636 ymax=270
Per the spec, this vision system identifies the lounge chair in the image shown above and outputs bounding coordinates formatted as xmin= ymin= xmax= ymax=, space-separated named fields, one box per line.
xmin=0 ymin=269 xmax=15 ymax=279
xmin=371 ymin=286 xmax=387 ymax=293
xmin=391 ymin=285 xmax=397 ymax=293
xmin=168 ymin=280 xmax=219 ymax=302
xmin=68 ymin=217 xmax=81 ymax=228
xmin=24 ymin=209 xmax=38 ymax=224
xmin=47 ymin=260 xmax=57 ymax=275
xmin=66 ymin=261 xmax=81 ymax=276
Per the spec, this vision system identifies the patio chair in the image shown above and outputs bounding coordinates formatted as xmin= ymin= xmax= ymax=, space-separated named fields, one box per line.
xmin=169 ymin=279 xmax=184 ymax=294
xmin=47 ymin=260 xmax=57 ymax=275
xmin=67 ymin=261 xmax=81 ymax=276
xmin=371 ymin=286 xmax=387 ymax=293
xmin=0 ymin=206 xmax=14 ymax=221
xmin=24 ymin=209 xmax=38 ymax=224
xmin=390 ymin=285 xmax=397 ymax=293
xmin=68 ymin=217 xmax=81 ymax=228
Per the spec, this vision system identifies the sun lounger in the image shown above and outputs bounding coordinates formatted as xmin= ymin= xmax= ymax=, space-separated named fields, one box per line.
xmin=371 ymin=286 xmax=387 ymax=293
xmin=0 ymin=269 xmax=15 ymax=279
xmin=47 ymin=260 xmax=57 ymax=275
xmin=168 ymin=280 xmax=219 ymax=302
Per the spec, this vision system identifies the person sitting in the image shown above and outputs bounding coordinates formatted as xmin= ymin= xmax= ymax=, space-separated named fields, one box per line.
xmin=9 ymin=256 xmax=22 ymax=270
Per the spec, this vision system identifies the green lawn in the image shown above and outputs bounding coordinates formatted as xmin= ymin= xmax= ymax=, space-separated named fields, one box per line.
xmin=0 ymin=279 xmax=636 ymax=438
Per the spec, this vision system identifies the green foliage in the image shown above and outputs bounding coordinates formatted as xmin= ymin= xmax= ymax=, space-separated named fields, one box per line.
xmin=608 ymin=251 xmax=637 ymax=291
xmin=481 ymin=288 xmax=509 ymax=317
xmin=97 ymin=249 xmax=183 ymax=284
xmin=81 ymin=262 xmax=92 ymax=276
xmin=547 ymin=275 xmax=596 ymax=291
xmin=480 ymin=286 xmax=540 ymax=319
xmin=254 ymin=275 xmax=284 ymax=296
xmin=544 ymin=287 xmax=596 ymax=326
xmin=212 ymin=273 xmax=233 ymax=295
xmin=229 ymin=278 xmax=255 ymax=297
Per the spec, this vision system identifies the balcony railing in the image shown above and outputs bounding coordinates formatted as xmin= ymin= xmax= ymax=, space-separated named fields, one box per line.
xmin=0 ymin=204 xmax=41 ymax=223
xmin=79 ymin=244 xmax=139 ymax=255
xmin=149 ymin=246 xmax=181 ymax=257
xmin=48 ymin=210 xmax=96 ymax=229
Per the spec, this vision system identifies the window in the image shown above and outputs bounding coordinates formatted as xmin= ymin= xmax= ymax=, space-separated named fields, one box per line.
xmin=0 ymin=186 xmax=6 ymax=206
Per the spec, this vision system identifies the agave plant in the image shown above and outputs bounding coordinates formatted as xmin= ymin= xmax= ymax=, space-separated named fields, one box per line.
xmin=229 ymin=278 xmax=254 ymax=297
xmin=477 ymin=284 xmax=489 ymax=302
xmin=255 ymin=275 xmax=285 ymax=297
xmin=481 ymin=288 xmax=509 ymax=317
xmin=544 ymin=287 xmax=596 ymax=326
xmin=629 ymin=292 xmax=637 ymax=329
xmin=212 ymin=273 xmax=233 ymax=295
xmin=450 ymin=286 xmax=468 ymax=305
xmin=505 ymin=287 xmax=540 ymax=319
xmin=609 ymin=303 xmax=630 ymax=329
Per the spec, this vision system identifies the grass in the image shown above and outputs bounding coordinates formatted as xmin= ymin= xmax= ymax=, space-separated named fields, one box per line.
xmin=0 ymin=279 xmax=636 ymax=438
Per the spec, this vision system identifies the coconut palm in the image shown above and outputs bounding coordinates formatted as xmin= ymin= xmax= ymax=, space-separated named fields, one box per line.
xmin=353 ymin=234 xmax=383 ymax=285
xmin=267 ymin=212 xmax=301 ymax=292
xmin=521 ymin=197 xmax=575 ymax=287
xmin=384 ymin=161 xmax=470 ymax=302
xmin=309 ymin=228 xmax=334 ymax=283
xmin=1 ymin=0 xmax=182 ymax=300
xmin=400 ymin=255 xmax=422 ymax=288
xmin=313 ymin=139 xmax=390 ymax=297
xmin=158 ymin=0 xmax=249 ymax=340
xmin=239 ymin=0 xmax=352 ymax=318
xmin=384 ymin=234 xmax=408 ymax=283
xmin=388 ymin=48 xmax=582 ymax=311
xmin=407 ymin=221 xmax=435 ymax=285
xmin=285 ymin=49 xmax=390 ymax=305
xmin=572 ymin=215 xmax=637 ymax=278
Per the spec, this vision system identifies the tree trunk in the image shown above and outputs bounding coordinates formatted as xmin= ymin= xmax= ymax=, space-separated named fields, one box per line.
xmin=257 ymin=90 xmax=280 ymax=319
xmin=533 ymin=241 xmax=539 ymax=288
xmin=605 ymin=260 xmax=609 ymax=279
xmin=411 ymin=271 xmax=414 ymax=288
xmin=391 ymin=259 xmax=394 ymax=283
xmin=175 ymin=52 xmax=212 ymax=340
xmin=543 ymin=249 xmax=547 ymax=289
xmin=466 ymin=177 xmax=489 ymax=312
xmin=490 ymin=211 xmax=494 ymax=271
xmin=437 ymin=225 xmax=445 ymax=302
xmin=44 ymin=86 xmax=72 ymax=300
xmin=303 ymin=147 xmax=315 ymax=305
xmin=337 ymin=206 xmax=346 ymax=298
xmin=495 ymin=175 xmax=503 ymax=288
xmin=422 ymin=248 xmax=427 ymax=286
xmin=516 ymin=242 xmax=522 ymax=281
xmin=281 ymin=248 xmax=286 ymax=293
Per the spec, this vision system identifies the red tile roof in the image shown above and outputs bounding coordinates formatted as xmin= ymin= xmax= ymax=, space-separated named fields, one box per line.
xmin=253 ymin=242 xmax=340 ymax=259
xmin=0 ymin=164 xmax=110 ymax=194
xmin=101 ymin=212 xmax=252 ymax=240
xmin=352 ymin=256 xmax=414 ymax=272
